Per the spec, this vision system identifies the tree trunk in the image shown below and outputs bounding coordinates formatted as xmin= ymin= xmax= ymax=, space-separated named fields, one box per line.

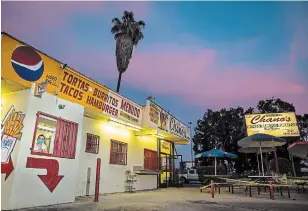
xmin=116 ymin=72 xmax=122 ymax=93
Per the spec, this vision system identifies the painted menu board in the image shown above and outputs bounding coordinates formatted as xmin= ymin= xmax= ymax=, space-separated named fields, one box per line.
xmin=144 ymin=100 xmax=190 ymax=141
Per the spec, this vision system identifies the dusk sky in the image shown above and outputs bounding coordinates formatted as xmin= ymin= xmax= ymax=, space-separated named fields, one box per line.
xmin=2 ymin=1 xmax=308 ymax=160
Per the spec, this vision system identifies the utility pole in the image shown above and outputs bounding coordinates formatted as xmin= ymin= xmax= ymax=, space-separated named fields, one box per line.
xmin=188 ymin=122 xmax=193 ymax=167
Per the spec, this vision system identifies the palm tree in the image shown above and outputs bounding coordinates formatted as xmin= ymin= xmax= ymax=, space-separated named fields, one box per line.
xmin=111 ymin=11 xmax=145 ymax=93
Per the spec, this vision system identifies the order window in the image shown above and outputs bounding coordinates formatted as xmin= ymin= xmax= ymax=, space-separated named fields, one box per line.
xmin=31 ymin=112 xmax=78 ymax=159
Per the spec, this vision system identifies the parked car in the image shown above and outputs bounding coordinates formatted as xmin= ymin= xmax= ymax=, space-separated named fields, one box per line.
xmin=178 ymin=168 xmax=199 ymax=183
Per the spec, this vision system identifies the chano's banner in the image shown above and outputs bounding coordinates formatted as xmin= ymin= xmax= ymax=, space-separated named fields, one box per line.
xmin=169 ymin=116 xmax=190 ymax=141
xmin=245 ymin=112 xmax=300 ymax=137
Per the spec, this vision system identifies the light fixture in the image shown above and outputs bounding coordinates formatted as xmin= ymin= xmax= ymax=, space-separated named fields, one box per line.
xmin=147 ymin=95 xmax=155 ymax=100
xmin=107 ymin=119 xmax=141 ymax=132
xmin=152 ymin=134 xmax=165 ymax=139
xmin=135 ymin=133 xmax=164 ymax=139
xmin=60 ymin=63 xmax=67 ymax=69
xmin=58 ymin=104 xmax=65 ymax=109
xmin=37 ymin=125 xmax=56 ymax=132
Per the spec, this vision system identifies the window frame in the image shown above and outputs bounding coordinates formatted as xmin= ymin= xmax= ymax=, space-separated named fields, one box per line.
xmin=85 ymin=133 xmax=100 ymax=154
xmin=189 ymin=170 xmax=195 ymax=174
xmin=144 ymin=149 xmax=158 ymax=171
xmin=109 ymin=139 xmax=128 ymax=165
xmin=30 ymin=111 xmax=78 ymax=159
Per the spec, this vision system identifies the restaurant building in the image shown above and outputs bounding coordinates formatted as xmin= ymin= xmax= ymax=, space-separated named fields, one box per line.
xmin=1 ymin=32 xmax=190 ymax=210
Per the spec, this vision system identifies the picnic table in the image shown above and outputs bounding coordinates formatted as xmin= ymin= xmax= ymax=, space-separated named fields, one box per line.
xmin=200 ymin=175 xmax=292 ymax=200
xmin=248 ymin=175 xmax=280 ymax=184
xmin=287 ymin=176 xmax=308 ymax=193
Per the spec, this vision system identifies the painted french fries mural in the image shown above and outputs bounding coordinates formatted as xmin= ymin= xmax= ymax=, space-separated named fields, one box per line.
xmin=1 ymin=105 xmax=25 ymax=180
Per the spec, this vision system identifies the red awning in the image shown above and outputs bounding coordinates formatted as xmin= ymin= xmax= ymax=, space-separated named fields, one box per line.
xmin=288 ymin=142 xmax=308 ymax=159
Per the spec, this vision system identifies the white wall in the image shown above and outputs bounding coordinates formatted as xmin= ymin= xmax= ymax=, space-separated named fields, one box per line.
xmin=75 ymin=117 xmax=158 ymax=196
xmin=4 ymin=90 xmax=84 ymax=210
xmin=1 ymin=89 xmax=31 ymax=210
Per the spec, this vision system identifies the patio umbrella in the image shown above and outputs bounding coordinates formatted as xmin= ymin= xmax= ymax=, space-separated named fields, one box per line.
xmin=238 ymin=147 xmax=275 ymax=176
xmin=195 ymin=148 xmax=238 ymax=175
xmin=238 ymin=133 xmax=286 ymax=176
xmin=288 ymin=142 xmax=308 ymax=176
xmin=288 ymin=142 xmax=308 ymax=159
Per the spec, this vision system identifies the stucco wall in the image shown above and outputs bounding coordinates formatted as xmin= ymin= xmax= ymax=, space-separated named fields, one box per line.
xmin=75 ymin=116 xmax=158 ymax=196
xmin=1 ymin=89 xmax=31 ymax=210
xmin=3 ymin=90 xmax=84 ymax=210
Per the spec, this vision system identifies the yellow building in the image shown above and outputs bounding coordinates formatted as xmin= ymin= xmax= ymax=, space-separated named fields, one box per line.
xmin=1 ymin=32 xmax=190 ymax=210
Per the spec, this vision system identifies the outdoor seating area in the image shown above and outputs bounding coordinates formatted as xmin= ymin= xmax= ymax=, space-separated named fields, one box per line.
xmin=199 ymin=175 xmax=307 ymax=200
xmin=197 ymin=133 xmax=308 ymax=200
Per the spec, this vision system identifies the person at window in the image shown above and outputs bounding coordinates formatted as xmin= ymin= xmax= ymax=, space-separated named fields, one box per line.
xmin=34 ymin=134 xmax=48 ymax=153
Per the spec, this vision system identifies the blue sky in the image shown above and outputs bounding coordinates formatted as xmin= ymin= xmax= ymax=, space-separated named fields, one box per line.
xmin=2 ymin=1 xmax=308 ymax=160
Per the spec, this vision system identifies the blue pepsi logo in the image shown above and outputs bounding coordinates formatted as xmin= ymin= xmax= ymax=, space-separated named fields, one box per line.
xmin=11 ymin=46 xmax=44 ymax=82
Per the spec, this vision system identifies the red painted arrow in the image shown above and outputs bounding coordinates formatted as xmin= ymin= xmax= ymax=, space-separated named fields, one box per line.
xmin=1 ymin=157 xmax=14 ymax=180
xmin=26 ymin=157 xmax=64 ymax=193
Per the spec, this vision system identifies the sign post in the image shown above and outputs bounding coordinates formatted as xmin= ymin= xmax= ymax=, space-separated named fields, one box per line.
xmin=94 ymin=158 xmax=101 ymax=202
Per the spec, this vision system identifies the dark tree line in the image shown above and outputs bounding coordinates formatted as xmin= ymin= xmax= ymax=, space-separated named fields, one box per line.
xmin=192 ymin=97 xmax=308 ymax=174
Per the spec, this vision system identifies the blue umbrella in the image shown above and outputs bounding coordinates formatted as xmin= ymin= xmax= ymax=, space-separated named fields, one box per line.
xmin=238 ymin=133 xmax=286 ymax=176
xmin=195 ymin=149 xmax=238 ymax=175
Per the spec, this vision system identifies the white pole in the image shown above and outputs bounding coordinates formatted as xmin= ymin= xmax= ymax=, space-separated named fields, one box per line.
xmin=259 ymin=143 xmax=265 ymax=176
xmin=215 ymin=157 xmax=217 ymax=176
xmin=290 ymin=154 xmax=296 ymax=177
xmin=257 ymin=153 xmax=261 ymax=176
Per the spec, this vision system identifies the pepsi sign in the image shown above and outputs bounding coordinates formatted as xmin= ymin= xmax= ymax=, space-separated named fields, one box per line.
xmin=11 ymin=46 xmax=44 ymax=82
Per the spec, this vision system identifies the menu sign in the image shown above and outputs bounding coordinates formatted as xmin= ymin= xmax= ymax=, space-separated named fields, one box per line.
xmin=245 ymin=112 xmax=299 ymax=137
xmin=169 ymin=117 xmax=190 ymax=141
xmin=58 ymin=70 xmax=143 ymax=125
xmin=119 ymin=98 xmax=142 ymax=124
xmin=148 ymin=101 xmax=169 ymax=132
xmin=145 ymin=100 xmax=190 ymax=141
xmin=34 ymin=81 xmax=48 ymax=98
xmin=160 ymin=140 xmax=171 ymax=154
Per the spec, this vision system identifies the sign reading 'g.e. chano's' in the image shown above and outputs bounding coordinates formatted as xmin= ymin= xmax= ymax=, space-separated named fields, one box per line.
xmin=169 ymin=117 xmax=190 ymax=140
xmin=245 ymin=112 xmax=299 ymax=137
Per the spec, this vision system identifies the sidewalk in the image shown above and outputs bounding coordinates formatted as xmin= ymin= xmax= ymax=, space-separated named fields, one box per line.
xmin=17 ymin=187 xmax=308 ymax=211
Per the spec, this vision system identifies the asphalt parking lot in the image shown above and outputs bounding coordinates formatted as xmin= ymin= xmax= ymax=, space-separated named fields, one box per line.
xmin=18 ymin=186 xmax=308 ymax=211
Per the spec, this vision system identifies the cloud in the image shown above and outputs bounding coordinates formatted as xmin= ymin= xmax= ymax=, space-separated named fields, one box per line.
xmin=59 ymin=36 xmax=307 ymax=114
xmin=1 ymin=1 xmax=151 ymax=41
xmin=285 ymin=2 xmax=308 ymax=69
xmin=2 ymin=2 xmax=307 ymax=115
xmin=124 ymin=46 xmax=306 ymax=110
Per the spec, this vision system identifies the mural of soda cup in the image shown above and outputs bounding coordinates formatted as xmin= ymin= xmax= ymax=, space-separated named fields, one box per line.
xmin=1 ymin=134 xmax=18 ymax=163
